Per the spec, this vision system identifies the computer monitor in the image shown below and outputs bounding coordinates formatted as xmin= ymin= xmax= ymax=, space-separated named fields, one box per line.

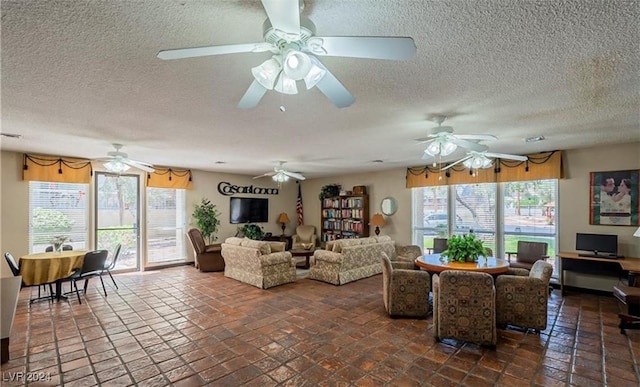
xmin=575 ymin=233 xmax=618 ymax=257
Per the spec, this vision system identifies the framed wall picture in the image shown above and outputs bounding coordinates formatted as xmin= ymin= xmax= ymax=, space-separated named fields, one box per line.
xmin=589 ymin=169 xmax=639 ymax=226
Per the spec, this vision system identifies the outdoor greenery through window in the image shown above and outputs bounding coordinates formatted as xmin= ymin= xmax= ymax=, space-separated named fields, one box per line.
xmin=29 ymin=181 xmax=89 ymax=253
xmin=146 ymin=187 xmax=187 ymax=264
xmin=412 ymin=179 xmax=558 ymax=275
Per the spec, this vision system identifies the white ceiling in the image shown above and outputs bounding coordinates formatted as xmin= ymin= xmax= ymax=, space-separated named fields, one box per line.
xmin=2 ymin=0 xmax=639 ymax=179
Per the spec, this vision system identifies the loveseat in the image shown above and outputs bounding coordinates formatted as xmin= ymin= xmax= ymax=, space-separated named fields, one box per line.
xmin=309 ymin=236 xmax=421 ymax=285
xmin=221 ymin=237 xmax=296 ymax=289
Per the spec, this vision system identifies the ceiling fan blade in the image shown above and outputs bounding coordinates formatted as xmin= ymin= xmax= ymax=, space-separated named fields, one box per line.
xmin=450 ymin=138 xmax=487 ymax=152
xmin=307 ymin=36 xmax=416 ymax=60
xmin=455 ymin=134 xmax=498 ymax=141
xmin=261 ymin=0 xmax=300 ymax=39
xmin=313 ymin=62 xmax=355 ymax=108
xmin=283 ymin=171 xmax=306 ymax=180
xmin=157 ymin=42 xmax=273 ymax=60
xmin=253 ymin=171 xmax=277 ymax=179
xmin=484 ymin=152 xmax=528 ymax=161
xmin=441 ymin=156 xmax=472 ymax=171
xmin=237 ymin=80 xmax=269 ymax=109
xmin=125 ymin=160 xmax=155 ymax=173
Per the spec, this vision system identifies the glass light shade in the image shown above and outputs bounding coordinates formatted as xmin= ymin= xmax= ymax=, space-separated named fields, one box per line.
xmin=463 ymin=156 xmax=493 ymax=169
xmin=103 ymin=161 xmax=130 ymax=173
xmin=272 ymin=173 xmax=290 ymax=182
xmin=424 ymin=140 xmax=457 ymax=157
xmin=251 ymin=57 xmax=282 ymax=90
xmin=282 ymin=49 xmax=312 ymax=80
xmin=303 ymin=64 xmax=326 ymax=89
xmin=274 ymin=73 xmax=297 ymax=94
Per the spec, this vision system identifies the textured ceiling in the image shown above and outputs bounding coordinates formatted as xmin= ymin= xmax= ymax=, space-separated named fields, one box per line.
xmin=1 ymin=0 xmax=639 ymax=178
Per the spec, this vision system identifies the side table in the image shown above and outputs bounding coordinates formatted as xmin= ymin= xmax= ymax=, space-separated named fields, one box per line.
xmin=290 ymin=249 xmax=317 ymax=269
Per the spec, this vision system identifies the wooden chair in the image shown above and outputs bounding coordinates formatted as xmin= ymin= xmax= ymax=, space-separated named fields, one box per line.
xmin=613 ymin=283 xmax=640 ymax=334
xmin=433 ymin=238 xmax=448 ymax=254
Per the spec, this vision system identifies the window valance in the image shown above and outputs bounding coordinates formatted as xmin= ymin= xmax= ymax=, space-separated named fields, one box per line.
xmin=406 ymin=151 xmax=563 ymax=188
xmin=147 ymin=168 xmax=193 ymax=189
xmin=23 ymin=154 xmax=93 ymax=184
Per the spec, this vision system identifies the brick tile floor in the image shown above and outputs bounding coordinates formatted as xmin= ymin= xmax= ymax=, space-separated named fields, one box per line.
xmin=1 ymin=266 xmax=639 ymax=386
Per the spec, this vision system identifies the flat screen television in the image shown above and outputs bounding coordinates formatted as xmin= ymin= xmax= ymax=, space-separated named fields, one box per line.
xmin=575 ymin=233 xmax=618 ymax=257
xmin=230 ymin=197 xmax=268 ymax=224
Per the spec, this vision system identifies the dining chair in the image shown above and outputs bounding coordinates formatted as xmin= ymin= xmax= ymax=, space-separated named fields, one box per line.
xmin=432 ymin=270 xmax=497 ymax=347
xmin=496 ymin=260 xmax=553 ymax=333
xmin=4 ymin=252 xmax=54 ymax=303
xmin=65 ymin=250 xmax=109 ymax=304
xmin=102 ymin=244 xmax=121 ymax=289
xmin=381 ymin=252 xmax=431 ymax=318
xmin=433 ymin=238 xmax=448 ymax=254
xmin=506 ymin=241 xmax=548 ymax=270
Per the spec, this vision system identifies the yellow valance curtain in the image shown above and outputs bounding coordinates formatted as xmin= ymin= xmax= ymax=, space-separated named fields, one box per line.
xmin=406 ymin=151 xmax=563 ymax=188
xmin=146 ymin=168 xmax=193 ymax=189
xmin=23 ymin=154 xmax=93 ymax=184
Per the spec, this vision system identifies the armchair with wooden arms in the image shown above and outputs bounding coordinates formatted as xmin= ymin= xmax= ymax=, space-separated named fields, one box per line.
xmin=291 ymin=225 xmax=317 ymax=250
xmin=187 ymin=228 xmax=224 ymax=272
xmin=506 ymin=241 xmax=549 ymax=270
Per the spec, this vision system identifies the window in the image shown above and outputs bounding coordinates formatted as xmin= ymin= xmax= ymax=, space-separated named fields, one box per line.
xmin=146 ymin=187 xmax=187 ymax=264
xmin=29 ymin=181 xmax=89 ymax=253
xmin=413 ymin=179 xmax=558 ymax=274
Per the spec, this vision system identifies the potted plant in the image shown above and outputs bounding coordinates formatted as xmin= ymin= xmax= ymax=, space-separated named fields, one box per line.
xmin=192 ymin=198 xmax=221 ymax=244
xmin=240 ymin=223 xmax=264 ymax=240
xmin=319 ymin=184 xmax=341 ymax=200
xmin=440 ymin=234 xmax=488 ymax=263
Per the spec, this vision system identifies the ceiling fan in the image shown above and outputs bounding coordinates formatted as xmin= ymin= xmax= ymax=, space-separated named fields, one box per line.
xmin=156 ymin=0 xmax=416 ymax=109
xmin=96 ymin=144 xmax=155 ymax=173
xmin=417 ymin=116 xmax=498 ymax=160
xmin=253 ymin=161 xmax=305 ymax=183
xmin=442 ymin=150 xmax=528 ymax=170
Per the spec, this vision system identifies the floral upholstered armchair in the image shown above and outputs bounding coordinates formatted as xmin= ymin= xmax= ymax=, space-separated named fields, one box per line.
xmin=381 ymin=253 xmax=430 ymax=318
xmin=433 ymin=270 xmax=497 ymax=346
xmin=496 ymin=260 xmax=553 ymax=332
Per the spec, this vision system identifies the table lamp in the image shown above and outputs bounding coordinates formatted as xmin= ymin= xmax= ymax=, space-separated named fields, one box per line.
xmin=369 ymin=213 xmax=386 ymax=236
xmin=277 ymin=212 xmax=290 ymax=236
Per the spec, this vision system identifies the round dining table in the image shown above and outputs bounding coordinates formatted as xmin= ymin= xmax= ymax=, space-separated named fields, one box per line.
xmin=415 ymin=253 xmax=509 ymax=275
xmin=19 ymin=251 xmax=87 ymax=300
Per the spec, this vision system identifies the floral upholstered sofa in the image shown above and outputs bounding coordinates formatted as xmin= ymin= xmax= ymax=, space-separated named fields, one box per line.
xmin=221 ymin=237 xmax=296 ymax=289
xmin=309 ymin=236 xmax=422 ymax=285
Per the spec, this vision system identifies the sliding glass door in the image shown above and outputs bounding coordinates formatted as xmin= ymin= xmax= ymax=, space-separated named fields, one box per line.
xmin=95 ymin=172 xmax=140 ymax=271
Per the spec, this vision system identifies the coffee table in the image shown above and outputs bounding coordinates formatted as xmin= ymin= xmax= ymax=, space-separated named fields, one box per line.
xmin=290 ymin=249 xmax=316 ymax=269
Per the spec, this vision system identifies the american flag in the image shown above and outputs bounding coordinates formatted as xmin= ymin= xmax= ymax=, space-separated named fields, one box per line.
xmin=296 ymin=184 xmax=304 ymax=225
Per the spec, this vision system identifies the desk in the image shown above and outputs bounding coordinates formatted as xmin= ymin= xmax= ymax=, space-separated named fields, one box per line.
xmin=415 ymin=254 xmax=509 ymax=275
xmin=558 ymin=252 xmax=640 ymax=296
xmin=19 ymin=251 xmax=87 ymax=300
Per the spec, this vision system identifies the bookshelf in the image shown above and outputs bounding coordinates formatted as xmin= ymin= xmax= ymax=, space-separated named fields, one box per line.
xmin=320 ymin=194 xmax=369 ymax=242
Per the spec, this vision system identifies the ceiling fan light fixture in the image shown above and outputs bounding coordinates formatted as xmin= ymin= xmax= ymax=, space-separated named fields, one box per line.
xmin=282 ymin=49 xmax=312 ymax=80
xmin=425 ymin=140 xmax=457 ymax=157
xmin=103 ymin=160 xmax=130 ymax=173
xmin=274 ymin=73 xmax=298 ymax=94
xmin=463 ymin=156 xmax=493 ymax=169
xmin=272 ymin=172 xmax=289 ymax=182
xmin=251 ymin=56 xmax=282 ymax=90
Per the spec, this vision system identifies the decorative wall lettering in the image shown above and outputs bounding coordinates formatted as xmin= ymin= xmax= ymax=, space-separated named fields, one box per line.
xmin=217 ymin=181 xmax=279 ymax=196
